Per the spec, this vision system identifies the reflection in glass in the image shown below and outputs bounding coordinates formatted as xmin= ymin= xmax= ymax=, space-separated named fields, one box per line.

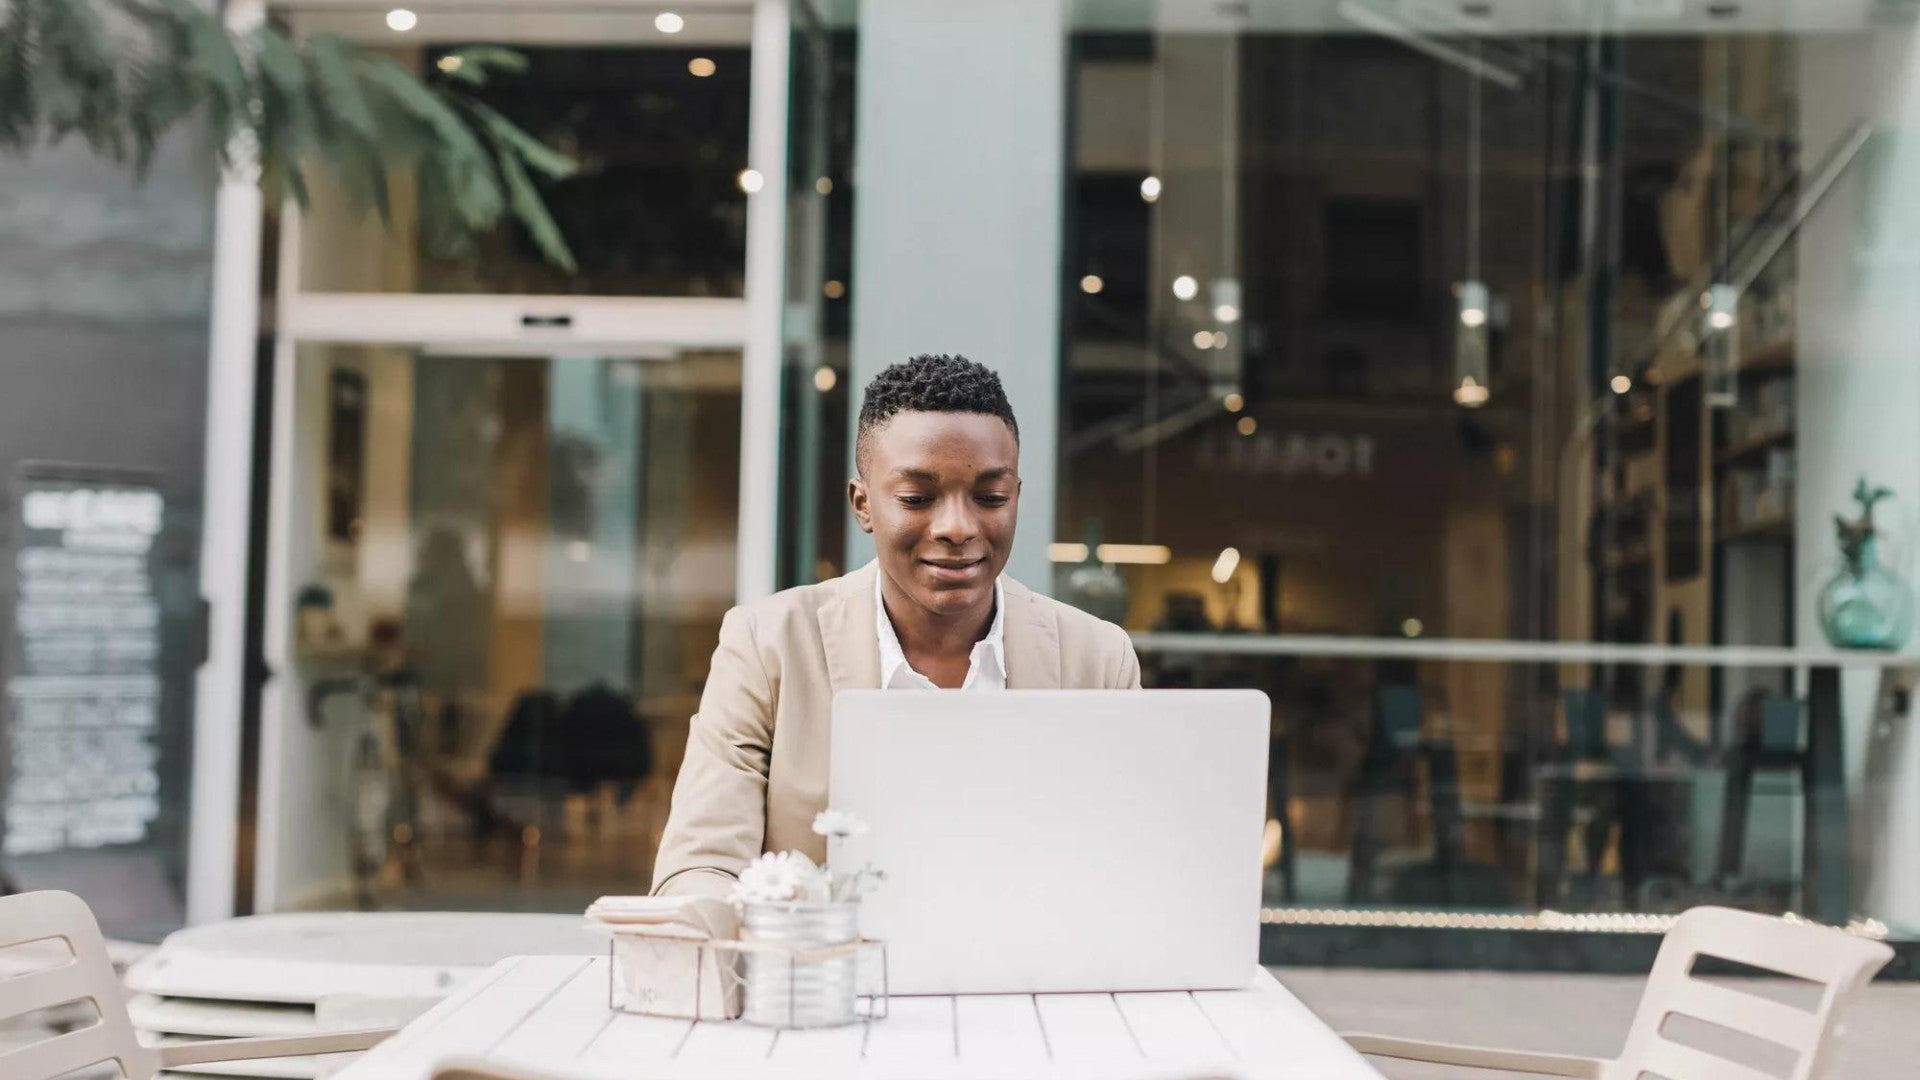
xmin=292 ymin=346 xmax=739 ymax=910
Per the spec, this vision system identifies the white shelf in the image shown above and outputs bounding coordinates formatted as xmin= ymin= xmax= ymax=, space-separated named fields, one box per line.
xmin=1129 ymin=632 xmax=1920 ymax=668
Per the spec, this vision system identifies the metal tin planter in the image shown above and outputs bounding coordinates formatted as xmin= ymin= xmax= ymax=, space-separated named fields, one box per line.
xmin=739 ymin=901 xmax=860 ymax=1028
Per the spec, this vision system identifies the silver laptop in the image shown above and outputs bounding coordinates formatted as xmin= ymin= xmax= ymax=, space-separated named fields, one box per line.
xmin=828 ymin=689 xmax=1270 ymax=995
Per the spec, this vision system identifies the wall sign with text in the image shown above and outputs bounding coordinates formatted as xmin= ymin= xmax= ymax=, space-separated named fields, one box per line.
xmin=3 ymin=467 xmax=166 ymax=857
xmin=1195 ymin=431 xmax=1378 ymax=479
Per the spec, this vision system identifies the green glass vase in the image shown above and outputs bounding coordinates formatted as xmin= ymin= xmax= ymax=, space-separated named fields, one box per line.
xmin=1817 ymin=479 xmax=1913 ymax=650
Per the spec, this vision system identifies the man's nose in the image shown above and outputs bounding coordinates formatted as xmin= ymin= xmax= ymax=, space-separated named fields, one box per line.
xmin=929 ymin=495 xmax=979 ymax=545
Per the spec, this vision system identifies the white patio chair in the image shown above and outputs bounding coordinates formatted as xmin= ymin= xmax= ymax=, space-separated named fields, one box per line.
xmin=0 ymin=890 xmax=395 ymax=1080
xmin=1342 ymin=905 xmax=1893 ymax=1080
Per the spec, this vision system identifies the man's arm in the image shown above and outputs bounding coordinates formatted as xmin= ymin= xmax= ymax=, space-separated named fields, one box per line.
xmin=1110 ymin=622 xmax=1142 ymax=689
xmin=651 ymin=606 xmax=775 ymax=898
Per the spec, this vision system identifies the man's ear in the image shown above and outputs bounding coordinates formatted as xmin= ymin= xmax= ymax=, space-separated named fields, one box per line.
xmin=848 ymin=477 xmax=874 ymax=534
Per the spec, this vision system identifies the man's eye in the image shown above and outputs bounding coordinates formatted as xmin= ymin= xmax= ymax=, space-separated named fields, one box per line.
xmin=897 ymin=495 xmax=932 ymax=508
xmin=977 ymin=494 xmax=1010 ymax=507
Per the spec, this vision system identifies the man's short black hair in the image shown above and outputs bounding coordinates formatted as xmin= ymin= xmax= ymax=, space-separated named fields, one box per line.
xmin=855 ymin=354 xmax=1019 ymax=475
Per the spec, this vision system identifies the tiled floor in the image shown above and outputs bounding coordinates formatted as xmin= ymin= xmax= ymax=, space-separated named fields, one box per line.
xmin=1280 ymin=966 xmax=1920 ymax=1079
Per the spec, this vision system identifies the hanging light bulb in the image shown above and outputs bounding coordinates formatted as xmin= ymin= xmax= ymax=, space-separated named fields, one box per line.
xmin=1453 ymin=281 xmax=1491 ymax=408
xmin=1451 ymin=44 xmax=1490 ymax=410
xmin=1211 ymin=277 xmax=1242 ymax=324
xmin=1703 ymin=283 xmax=1741 ymax=409
xmin=1703 ymin=38 xmax=1739 ymax=411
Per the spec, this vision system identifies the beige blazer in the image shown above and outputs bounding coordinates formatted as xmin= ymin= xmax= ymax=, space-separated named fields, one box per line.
xmin=651 ymin=561 xmax=1141 ymax=898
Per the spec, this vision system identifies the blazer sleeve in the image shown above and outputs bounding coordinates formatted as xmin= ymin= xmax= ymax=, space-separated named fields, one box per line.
xmin=652 ymin=606 xmax=776 ymax=898
xmin=1110 ymin=621 xmax=1142 ymax=689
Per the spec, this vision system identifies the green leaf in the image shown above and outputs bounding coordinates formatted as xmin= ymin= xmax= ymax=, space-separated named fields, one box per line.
xmin=460 ymin=97 xmax=577 ymax=181
xmin=0 ymin=0 xmax=39 ymax=149
xmin=359 ymin=54 xmax=502 ymax=228
xmin=35 ymin=0 xmax=125 ymax=157
xmin=430 ymin=46 xmax=527 ymax=87
xmin=307 ymin=33 xmax=378 ymax=142
xmin=477 ymin=113 xmax=577 ymax=272
xmin=254 ymin=26 xmax=314 ymax=162
xmin=165 ymin=0 xmax=250 ymax=148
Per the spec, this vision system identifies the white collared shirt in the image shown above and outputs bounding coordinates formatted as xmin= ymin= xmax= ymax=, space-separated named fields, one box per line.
xmin=875 ymin=572 xmax=1006 ymax=691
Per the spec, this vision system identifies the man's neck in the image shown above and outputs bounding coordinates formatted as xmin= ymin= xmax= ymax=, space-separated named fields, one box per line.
xmin=879 ymin=574 xmax=996 ymax=661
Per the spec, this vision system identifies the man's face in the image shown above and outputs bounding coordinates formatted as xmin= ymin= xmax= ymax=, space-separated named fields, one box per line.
xmin=850 ymin=410 xmax=1020 ymax=618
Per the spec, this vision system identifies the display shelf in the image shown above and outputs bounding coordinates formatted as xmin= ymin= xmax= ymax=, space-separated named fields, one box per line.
xmin=1717 ymin=429 xmax=1795 ymax=469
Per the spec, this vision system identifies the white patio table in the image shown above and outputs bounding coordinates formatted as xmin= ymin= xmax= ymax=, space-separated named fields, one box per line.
xmin=327 ymin=955 xmax=1384 ymax=1080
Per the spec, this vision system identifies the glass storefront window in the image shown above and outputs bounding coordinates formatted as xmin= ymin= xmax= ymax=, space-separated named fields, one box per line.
xmin=775 ymin=4 xmax=1920 ymax=955
xmin=293 ymin=43 xmax=752 ymax=299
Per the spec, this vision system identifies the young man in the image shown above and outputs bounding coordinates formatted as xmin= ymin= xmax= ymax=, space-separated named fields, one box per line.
xmin=652 ymin=354 xmax=1140 ymax=898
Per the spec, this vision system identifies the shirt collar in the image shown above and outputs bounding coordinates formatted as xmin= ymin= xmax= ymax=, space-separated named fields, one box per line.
xmin=875 ymin=572 xmax=1005 ymax=688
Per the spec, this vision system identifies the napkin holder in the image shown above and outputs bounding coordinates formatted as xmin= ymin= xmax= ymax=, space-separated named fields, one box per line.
xmin=588 ymin=896 xmax=743 ymax=1020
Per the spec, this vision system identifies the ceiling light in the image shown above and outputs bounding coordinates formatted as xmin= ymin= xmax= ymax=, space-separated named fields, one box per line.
xmin=1237 ymin=417 xmax=1258 ymax=436
xmin=815 ymin=177 xmax=833 ymax=195
xmin=436 ymin=55 xmax=463 ymax=74
xmin=1223 ymin=392 xmax=1244 ymax=413
xmin=737 ymin=168 xmax=764 ymax=194
xmin=1214 ymin=304 xmax=1240 ymax=323
xmin=1080 ymin=274 xmax=1104 ymax=295
xmin=822 ymin=280 xmax=845 ymax=300
xmin=1140 ymin=176 xmax=1162 ymax=203
xmin=813 ymin=366 xmax=837 ymax=392
xmin=385 ymin=8 xmax=417 ymax=32
xmin=1047 ymin=543 xmax=1172 ymax=565
xmin=655 ymin=11 xmax=685 ymax=33
xmin=1096 ymin=543 xmax=1172 ymax=565
xmin=1611 ymin=375 xmax=1632 ymax=394
xmin=1210 ymin=547 xmax=1241 ymax=584
xmin=1452 ymin=376 xmax=1490 ymax=408
xmin=1211 ymin=331 xmax=1229 ymax=350
xmin=1172 ymin=275 xmax=1198 ymax=301
xmin=1193 ymin=330 xmax=1213 ymax=350
xmin=1402 ymin=617 xmax=1423 ymax=638
xmin=688 ymin=57 xmax=716 ymax=77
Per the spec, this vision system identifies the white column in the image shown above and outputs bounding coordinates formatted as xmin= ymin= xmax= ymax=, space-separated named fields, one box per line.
xmin=848 ymin=0 xmax=1067 ymax=592
xmin=737 ymin=0 xmax=791 ymax=605
xmin=1797 ymin=27 xmax=1920 ymax=927
xmin=185 ymin=0 xmax=264 ymax=924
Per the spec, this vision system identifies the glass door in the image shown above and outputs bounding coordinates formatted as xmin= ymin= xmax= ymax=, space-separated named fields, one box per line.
xmin=277 ymin=344 xmax=739 ymax=912
xmin=252 ymin=4 xmax=773 ymax=913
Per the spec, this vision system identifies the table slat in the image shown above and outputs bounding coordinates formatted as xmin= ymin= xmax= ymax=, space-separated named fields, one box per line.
xmin=858 ymin=996 xmax=955 ymax=1072
xmin=1196 ymin=976 xmax=1376 ymax=1079
xmin=1033 ymin=994 xmax=1141 ymax=1066
xmin=765 ymin=1020 xmax=868 ymax=1073
xmin=367 ymin=956 xmax=589 ymax=1078
xmin=361 ymin=959 xmax=518 ymax=1065
xmin=490 ymin=959 xmax=617 ymax=1065
xmin=668 ymin=1018 xmax=777 ymax=1073
xmin=576 ymin=1011 xmax=692 ymax=1069
xmin=954 ymin=994 xmax=1049 ymax=1069
xmin=1114 ymin=991 xmax=1236 ymax=1067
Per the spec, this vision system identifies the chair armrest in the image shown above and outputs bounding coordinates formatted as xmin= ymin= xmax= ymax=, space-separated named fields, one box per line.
xmin=1342 ymin=1032 xmax=1605 ymax=1078
xmin=157 ymin=1028 xmax=395 ymax=1068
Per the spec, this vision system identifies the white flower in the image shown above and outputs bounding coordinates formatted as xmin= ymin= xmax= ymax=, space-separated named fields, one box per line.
xmin=731 ymin=851 xmax=831 ymax=905
xmin=811 ymin=809 xmax=869 ymax=840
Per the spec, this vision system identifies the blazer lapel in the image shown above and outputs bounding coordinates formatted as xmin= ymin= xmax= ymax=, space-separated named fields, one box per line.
xmin=1001 ymin=575 xmax=1062 ymax=689
xmin=817 ymin=560 xmax=882 ymax=694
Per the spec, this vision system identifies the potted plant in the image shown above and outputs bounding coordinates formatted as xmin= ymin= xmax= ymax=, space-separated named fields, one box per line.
xmin=729 ymin=810 xmax=883 ymax=1028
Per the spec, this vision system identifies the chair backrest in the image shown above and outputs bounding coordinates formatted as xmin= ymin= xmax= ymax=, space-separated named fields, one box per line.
xmin=0 ymin=890 xmax=161 ymax=1080
xmin=1611 ymin=906 xmax=1892 ymax=1080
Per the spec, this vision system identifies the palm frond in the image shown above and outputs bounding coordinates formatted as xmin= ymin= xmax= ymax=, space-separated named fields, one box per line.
xmin=0 ymin=0 xmax=579 ymax=271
